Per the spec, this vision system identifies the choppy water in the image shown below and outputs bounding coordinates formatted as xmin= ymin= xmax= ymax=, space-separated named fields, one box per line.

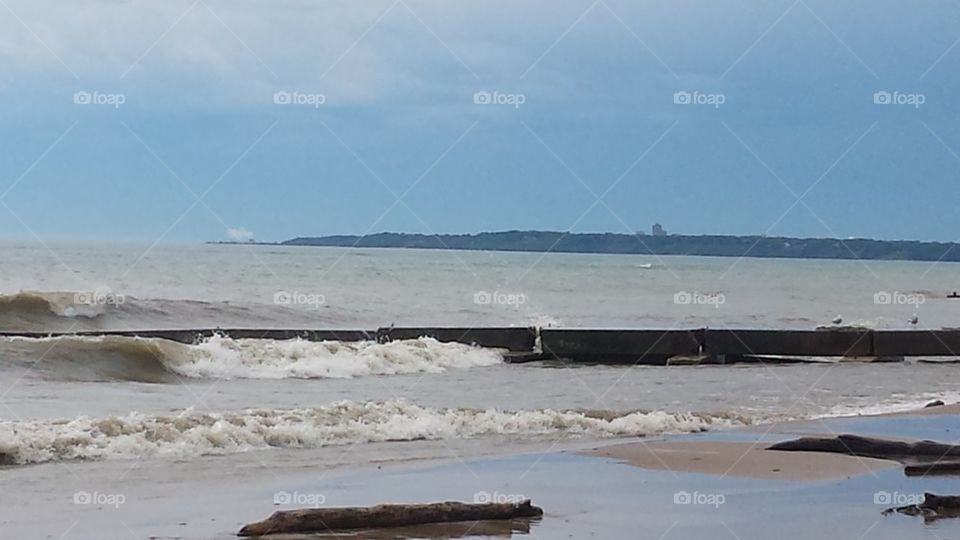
xmin=1 ymin=242 xmax=959 ymax=468
xmin=2 ymin=242 xmax=958 ymax=331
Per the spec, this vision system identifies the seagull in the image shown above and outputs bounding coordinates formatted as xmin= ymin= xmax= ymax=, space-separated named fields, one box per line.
xmin=831 ymin=315 xmax=843 ymax=325
xmin=909 ymin=314 xmax=919 ymax=326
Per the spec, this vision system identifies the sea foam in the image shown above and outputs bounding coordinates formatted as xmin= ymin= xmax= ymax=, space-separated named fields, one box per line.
xmin=1 ymin=335 xmax=504 ymax=381
xmin=0 ymin=400 xmax=748 ymax=464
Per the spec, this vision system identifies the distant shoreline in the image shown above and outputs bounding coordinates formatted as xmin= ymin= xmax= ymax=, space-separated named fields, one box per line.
xmin=208 ymin=230 xmax=960 ymax=263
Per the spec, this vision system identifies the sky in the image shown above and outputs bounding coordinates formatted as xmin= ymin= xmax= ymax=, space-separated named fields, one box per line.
xmin=1 ymin=0 xmax=959 ymax=243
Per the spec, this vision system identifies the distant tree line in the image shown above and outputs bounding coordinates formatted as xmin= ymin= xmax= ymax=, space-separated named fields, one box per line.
xmin=278 ymin=231 xmax=960 ymax=262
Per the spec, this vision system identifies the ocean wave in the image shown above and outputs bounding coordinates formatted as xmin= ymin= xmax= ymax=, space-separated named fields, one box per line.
xmin=0 ymin=291 xmax=113 ymax=329
xmin=0 ymin=335 xmax=503 ymax=382
xmin=817 ymin=391 xmax=960 ymax=418
xmin=177 ymin=335 xmax=502 ymax=379
xmin=0 ymin=290 xmax=169 ymax=333
xmin=0 ymin=290 xmax=353 ymax=332
xmin=0 ymin=290 xmax=117 ymax=318
xmin=0 ymin=400 xmax=748 ymax=465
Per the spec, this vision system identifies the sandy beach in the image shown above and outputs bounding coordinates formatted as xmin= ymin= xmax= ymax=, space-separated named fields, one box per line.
xmin=587 ymin=439 xmax=898 ymax=480
xmin=4 ymin=404 xmax=959 ymax=539
xmin=586 ymin=404 xmax=960 ymax=481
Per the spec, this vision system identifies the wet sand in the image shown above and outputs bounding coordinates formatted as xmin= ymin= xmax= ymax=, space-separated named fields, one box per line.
xmin=587 ymin=439 xmax=898 ymax=480
xmin=584 ymin=404 xmax=960 ymax=481
xmin=5 ymin=407 xmax=960 ymax=539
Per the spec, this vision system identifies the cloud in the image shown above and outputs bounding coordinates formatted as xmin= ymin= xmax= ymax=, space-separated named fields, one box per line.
xmin=226 ymin=227 xmax=254 ymax=242
xmin=0 ymin=0 xmax=685 ymax=110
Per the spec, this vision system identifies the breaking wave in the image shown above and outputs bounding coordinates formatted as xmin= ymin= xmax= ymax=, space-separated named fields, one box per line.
xmin=0 ymin=400 xmax=748 ymax=465
xmin=0 ymin=335 xmax=504 ymax=382
xmin=0 ymin=291 xmax=117 ymax=329
xmin=0 ymin=290 xmax=353 ymax=332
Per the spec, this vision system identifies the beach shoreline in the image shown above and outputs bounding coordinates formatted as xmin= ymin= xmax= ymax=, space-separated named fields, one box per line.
xmin=583 ymin=403 xmax=960 ymax=479
xmin=5 ymin=403 xmax=960 ymax=539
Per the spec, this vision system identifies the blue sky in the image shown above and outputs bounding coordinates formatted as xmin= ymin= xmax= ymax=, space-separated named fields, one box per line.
xmin=1 ymin=0 xmax=959 ymax=242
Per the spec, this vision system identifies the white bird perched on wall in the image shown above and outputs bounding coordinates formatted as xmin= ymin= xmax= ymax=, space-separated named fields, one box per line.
xmin=831 ymin=315 xmax=843 ymax=325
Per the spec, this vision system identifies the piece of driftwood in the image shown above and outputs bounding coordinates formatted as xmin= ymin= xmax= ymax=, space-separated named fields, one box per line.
xmin=905 ymin=462 xmax=960 ymax=476
xmin=237 ymin=500 xmax=543 ymax=536
xmin=307 ymin=519 xmax=534 ymax=539
xmin=767 ymin=434 xmax=960 ymax=475
xmin=768 ymin=434 xmax=960 ymax=462
xmin=883 ymin=493 xmax=960 ymax=521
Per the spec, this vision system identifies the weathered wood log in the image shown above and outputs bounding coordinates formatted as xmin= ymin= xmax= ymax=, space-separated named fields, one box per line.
xmin=905 ymin=462 xmax=960 ymax=476
xmin=237 ymin=500 xmax=543 ymax=536
xmin=306 ymin=519 xmax=534 ymax=539
xmin=767 ymin=434 xmax=960 ymax=464
xmin=883 ymin=493 xmax=960 ymax=521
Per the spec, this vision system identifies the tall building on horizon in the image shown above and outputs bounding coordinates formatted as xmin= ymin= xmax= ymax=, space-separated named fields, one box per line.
xmin=652 ymin=223 xmax=666 ymax=236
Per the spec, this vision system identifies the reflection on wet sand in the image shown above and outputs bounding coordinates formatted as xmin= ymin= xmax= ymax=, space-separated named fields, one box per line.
xmin=304 ymin=518 xmax=536 ymax=539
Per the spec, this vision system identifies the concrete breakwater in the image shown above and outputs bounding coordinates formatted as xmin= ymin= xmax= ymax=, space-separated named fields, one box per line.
xmin=3 ymin=327 xmax=960 ymax=365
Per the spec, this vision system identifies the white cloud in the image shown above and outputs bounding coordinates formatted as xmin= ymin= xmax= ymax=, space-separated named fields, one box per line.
xmin=0 ymin=0 xmax=659 ymax=108
xmin=226 ymin=227 xmax=254 ymax=242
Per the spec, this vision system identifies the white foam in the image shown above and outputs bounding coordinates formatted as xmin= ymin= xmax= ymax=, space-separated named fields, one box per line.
xmin=817 ymin=391 xmax=960 ymax=418
xmin=0 ymin=400 xmax=748 ymax=464
xmin=528 ymin=313 xmax=563 ymax=328
xmin=168 ymin=336 xmax=504 ymax=379
xmin=0 ymin=335 xmax=504 ymax=381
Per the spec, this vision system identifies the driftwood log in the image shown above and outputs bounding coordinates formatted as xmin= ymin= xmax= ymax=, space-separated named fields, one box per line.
xmin=767 ymin=434 xmax=960 ymax=472
xmin=286 ymin=519 xmax=535 ymax=539
xmin=237 ymin=500 xmax=543 ymax=536
xmin=905 ymin=462 xmax=960 ymax=476
xmin=883 ymin=493 xmax=960 ymax=521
